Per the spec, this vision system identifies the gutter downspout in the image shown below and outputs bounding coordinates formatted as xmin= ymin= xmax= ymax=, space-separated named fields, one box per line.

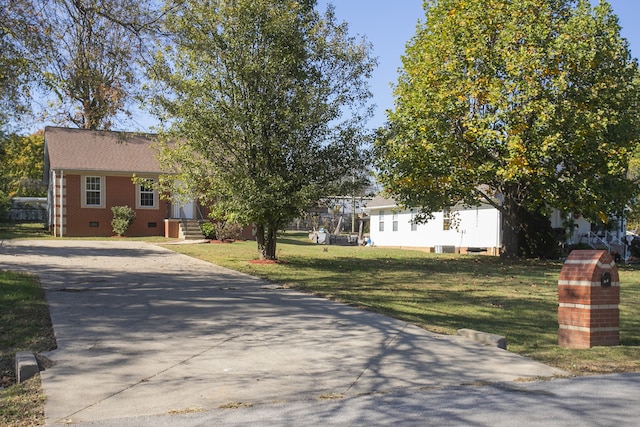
xmin=51 ymin=170 xmax=56 ymax=237
xmin=59 ymin=170 xmax=64 ymax=237
xmin=496 ymin=209 xmax=502 ymax=256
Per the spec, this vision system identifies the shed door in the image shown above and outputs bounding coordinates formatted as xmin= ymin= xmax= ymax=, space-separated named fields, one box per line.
xmin=173 ymin=201 xmax=195 ymax=219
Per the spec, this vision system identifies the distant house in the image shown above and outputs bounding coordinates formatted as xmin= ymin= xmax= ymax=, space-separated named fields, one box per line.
xmin=43 ymin=126 xmax=203 ymax=238
xmin=364 ymin=195 xmax=627 ymax=257
xmin=364 ymin=195 xmax=501 ymax=255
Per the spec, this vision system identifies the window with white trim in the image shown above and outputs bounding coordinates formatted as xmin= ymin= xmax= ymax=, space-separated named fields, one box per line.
xmin=378 ymin=210 xmax=385 ymax=232
xmin=83 ymin=176 xmax=104 ymax=207
xmin=137 ymin=179 xmax=157 ymax=209
xmin=392 ymin=211 xmax=398 ymax=232
xmin=443 ymin=208 xmax=451 ymax=230
xmin=410 ymin=209 xmax=418 ymax=231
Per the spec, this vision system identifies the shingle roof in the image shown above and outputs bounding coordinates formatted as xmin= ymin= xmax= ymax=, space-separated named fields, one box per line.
xmin=365 ymin=195 xmax=397 ymax=209
xmin=44 ymin=126 xmax=163 ymax=173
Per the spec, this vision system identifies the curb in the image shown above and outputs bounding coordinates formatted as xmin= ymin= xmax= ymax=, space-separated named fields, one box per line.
xmin=457 ymin=328 xmax=507 ymax=350
xmin=15 ymin=351 xmax=40 ymax=383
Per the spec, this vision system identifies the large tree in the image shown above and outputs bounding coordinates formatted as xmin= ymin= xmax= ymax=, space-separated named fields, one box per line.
xmin=148 ymin=0 xmax=375 ymax=260
xmin=0 ymin=0 xmax=40 ymax=129
xmin=375 ymin=0 xmax=640 ymax=258
xmin=24 ymin=0 xmax=161 ymax=130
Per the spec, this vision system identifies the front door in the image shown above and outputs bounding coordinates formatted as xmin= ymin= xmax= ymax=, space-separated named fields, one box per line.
xmin=172 ymin=200 xmax=195 ymax=219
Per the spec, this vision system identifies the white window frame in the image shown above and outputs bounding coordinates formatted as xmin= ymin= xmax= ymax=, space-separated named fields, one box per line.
xmin=136 ymin=178 xmax=158 ymax=210
xmin=378 ymin=210 xmax=385 ymax=232
xmin=443 ymin=208 xmax=451 ymax=231
xmin=82 ymin=175 xmax=105 ymax=208
xmin=392 ymin=211 xmax=399 ymax=232
xmin=410 ymin=209 xmax=418 ymax=231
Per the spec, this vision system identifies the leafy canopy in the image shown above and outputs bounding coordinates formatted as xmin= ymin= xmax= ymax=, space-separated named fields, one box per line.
xmin=148 ymin=0 xmax=375 ymax=259
xmin=0 ymin=131 xmax=45 ymax=198
xmin=375 ymin=0 xmax=640 ymax=256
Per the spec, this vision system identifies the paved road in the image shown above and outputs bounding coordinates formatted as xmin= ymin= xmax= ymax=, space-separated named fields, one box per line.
xmin=2 ymin=239 xmax=638 ymax=426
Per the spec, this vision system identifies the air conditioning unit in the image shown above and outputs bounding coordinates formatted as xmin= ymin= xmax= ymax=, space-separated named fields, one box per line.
xmin=435 ymin=245 xmax=456 ymax=254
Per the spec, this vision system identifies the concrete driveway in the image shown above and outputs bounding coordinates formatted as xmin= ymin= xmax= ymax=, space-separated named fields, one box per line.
xmin=0 ymin=240 xmax=565 ymax=425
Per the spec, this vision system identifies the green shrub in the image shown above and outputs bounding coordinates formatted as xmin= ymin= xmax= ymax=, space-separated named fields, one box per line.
xmin=200 ymin=222 xmax=216 ymax=239
xmin=0 ymin=191 xmax=9 ymax=222
xmin=111 ymin=206 xmax=136 ymax=236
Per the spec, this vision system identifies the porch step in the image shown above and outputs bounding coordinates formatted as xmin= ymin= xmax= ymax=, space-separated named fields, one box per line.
xmin=179 ymin=220 xmax=205 ymax=240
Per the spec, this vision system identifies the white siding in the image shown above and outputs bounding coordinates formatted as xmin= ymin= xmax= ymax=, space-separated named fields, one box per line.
xmin=368 ymin=205 xmax=501 ymax=252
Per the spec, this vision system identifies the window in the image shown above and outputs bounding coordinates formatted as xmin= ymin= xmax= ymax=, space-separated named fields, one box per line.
xmin=392 ymin=211 xmax=398 ymax=232
xmin=83 ymin=176 xmax=104 ymax=208
xmin=137 ymin=179 xmax=157 ymax=209
xmin=410 ymin=209 xmax=418 ymax=231
xmin=443 ymin=208 xmax=451 ymax=231
xmin=378 ymin=210 xmax=385 ymax=232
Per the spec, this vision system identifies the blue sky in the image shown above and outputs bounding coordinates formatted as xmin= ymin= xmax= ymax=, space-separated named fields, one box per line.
xmin=321 ymin=0 xmax=640 ymax=131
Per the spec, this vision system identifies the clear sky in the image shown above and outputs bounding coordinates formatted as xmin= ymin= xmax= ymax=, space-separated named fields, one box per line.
xmin=321 ymin=0 xmax=640 ymax=131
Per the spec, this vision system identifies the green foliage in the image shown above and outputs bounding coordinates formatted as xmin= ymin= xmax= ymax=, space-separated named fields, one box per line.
xmin=0 ymin=131 xmax=46 ymax=198
xmin=375 ymin=0 xmax=640 ymax=258
xmin=110 ymin=205 xmax=136 ymax=236
xmin=148 ymin=0 xmax=376 ymax=259
xmin=0 ymin=0 xmax=37 ymax=128
xmin=0 ymin=191 xmax=10 ymax=221
xmin=200 ymin=222 xmax=216 ymax=239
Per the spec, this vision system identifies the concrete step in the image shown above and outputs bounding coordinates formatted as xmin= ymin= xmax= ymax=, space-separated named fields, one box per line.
xmin=179 ymin=220 xmax=205 ymax=240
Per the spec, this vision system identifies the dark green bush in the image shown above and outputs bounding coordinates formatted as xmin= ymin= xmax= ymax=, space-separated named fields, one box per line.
xmin=200 ymin=222 xmax=216 ymax=239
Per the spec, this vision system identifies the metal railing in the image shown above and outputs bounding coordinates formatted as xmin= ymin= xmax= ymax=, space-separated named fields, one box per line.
xmin=581 ymin=231 xmax=627 ymax=261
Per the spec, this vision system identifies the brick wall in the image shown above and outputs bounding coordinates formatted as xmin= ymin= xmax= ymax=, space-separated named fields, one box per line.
xmin=558 ymin=250 xmax=620 ymax=348
xmin=54 ymin=173 xmax=169 ymax=237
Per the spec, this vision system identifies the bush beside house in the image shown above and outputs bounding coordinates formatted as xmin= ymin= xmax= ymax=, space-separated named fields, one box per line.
xmin=111 ymin=206 xmax=136 ymax=237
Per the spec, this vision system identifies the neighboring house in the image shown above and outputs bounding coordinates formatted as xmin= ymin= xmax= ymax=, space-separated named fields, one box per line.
xmin=365 ymin=195 xmax=501 ymax=254
xmin=549 ymin=210 xmax=628 ymax=258
xmin=364 ymin=195 xmax=627 ymax=257
xmin=43 ymin=126 xmax=202 ymax=238
xmin=287 ymin=196 xmax=373 ymax=234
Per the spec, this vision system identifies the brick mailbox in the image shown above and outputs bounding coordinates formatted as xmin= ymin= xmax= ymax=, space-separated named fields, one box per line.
xmin=558 ymin=250 xmax=620 ymax=348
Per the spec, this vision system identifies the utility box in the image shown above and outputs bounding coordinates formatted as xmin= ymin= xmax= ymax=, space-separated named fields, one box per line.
xmin=558 ymin=250 xmax=620 ymax=349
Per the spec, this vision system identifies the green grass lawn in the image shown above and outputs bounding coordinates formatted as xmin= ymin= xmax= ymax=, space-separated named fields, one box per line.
xmin=0 ymin=270 xmax=56 ymax=427
xmin=0 ymin=223 xmax=50 ymax=240
xmin=166 ymin=232 xmax=640 ymax=374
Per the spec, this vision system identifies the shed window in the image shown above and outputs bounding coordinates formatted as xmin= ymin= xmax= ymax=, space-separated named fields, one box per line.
xmin=83 ymin=176 xmax=104 ymax=208
xmin=137 ymin=179 xmax=157 ymax=209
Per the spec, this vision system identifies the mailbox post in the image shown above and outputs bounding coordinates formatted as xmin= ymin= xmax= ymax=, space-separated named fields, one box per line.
xmin=558 ymin=250 xmax=620 ymax=349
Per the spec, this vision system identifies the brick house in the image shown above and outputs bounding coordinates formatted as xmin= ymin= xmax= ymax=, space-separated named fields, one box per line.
xmin=43 ymin=126 xmax=192 ymax=238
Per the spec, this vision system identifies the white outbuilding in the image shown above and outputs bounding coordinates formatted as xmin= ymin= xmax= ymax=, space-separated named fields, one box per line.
xmin=364 ymin=195 xmax=501 ymax=255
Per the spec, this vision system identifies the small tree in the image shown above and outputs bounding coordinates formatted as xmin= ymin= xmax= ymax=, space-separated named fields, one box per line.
xmin=148 ymin=0 xmax=376 ymax=260
xmin=111 ymin=205 xmax=136 ymax=236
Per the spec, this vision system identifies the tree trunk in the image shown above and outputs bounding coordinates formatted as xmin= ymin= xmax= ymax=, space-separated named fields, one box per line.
xmin=256 ymin=223 xmax=278 ymax=260
xmin=500 ymin=190 xmax=520 ymax=259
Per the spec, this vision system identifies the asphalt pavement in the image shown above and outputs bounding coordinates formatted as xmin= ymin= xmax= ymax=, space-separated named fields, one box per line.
xmin=1 ymin=239 xmax=638 ymax=426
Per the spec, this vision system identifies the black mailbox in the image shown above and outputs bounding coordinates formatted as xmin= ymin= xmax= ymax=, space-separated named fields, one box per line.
xmin=601 ymin=271 xmax=612 ymax=287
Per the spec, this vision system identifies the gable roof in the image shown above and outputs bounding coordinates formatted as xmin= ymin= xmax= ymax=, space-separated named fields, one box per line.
xmin=44 ymin=126 xmax=163 ymax=174
xmin=365 ymin=195 xmax=398 ymax=210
